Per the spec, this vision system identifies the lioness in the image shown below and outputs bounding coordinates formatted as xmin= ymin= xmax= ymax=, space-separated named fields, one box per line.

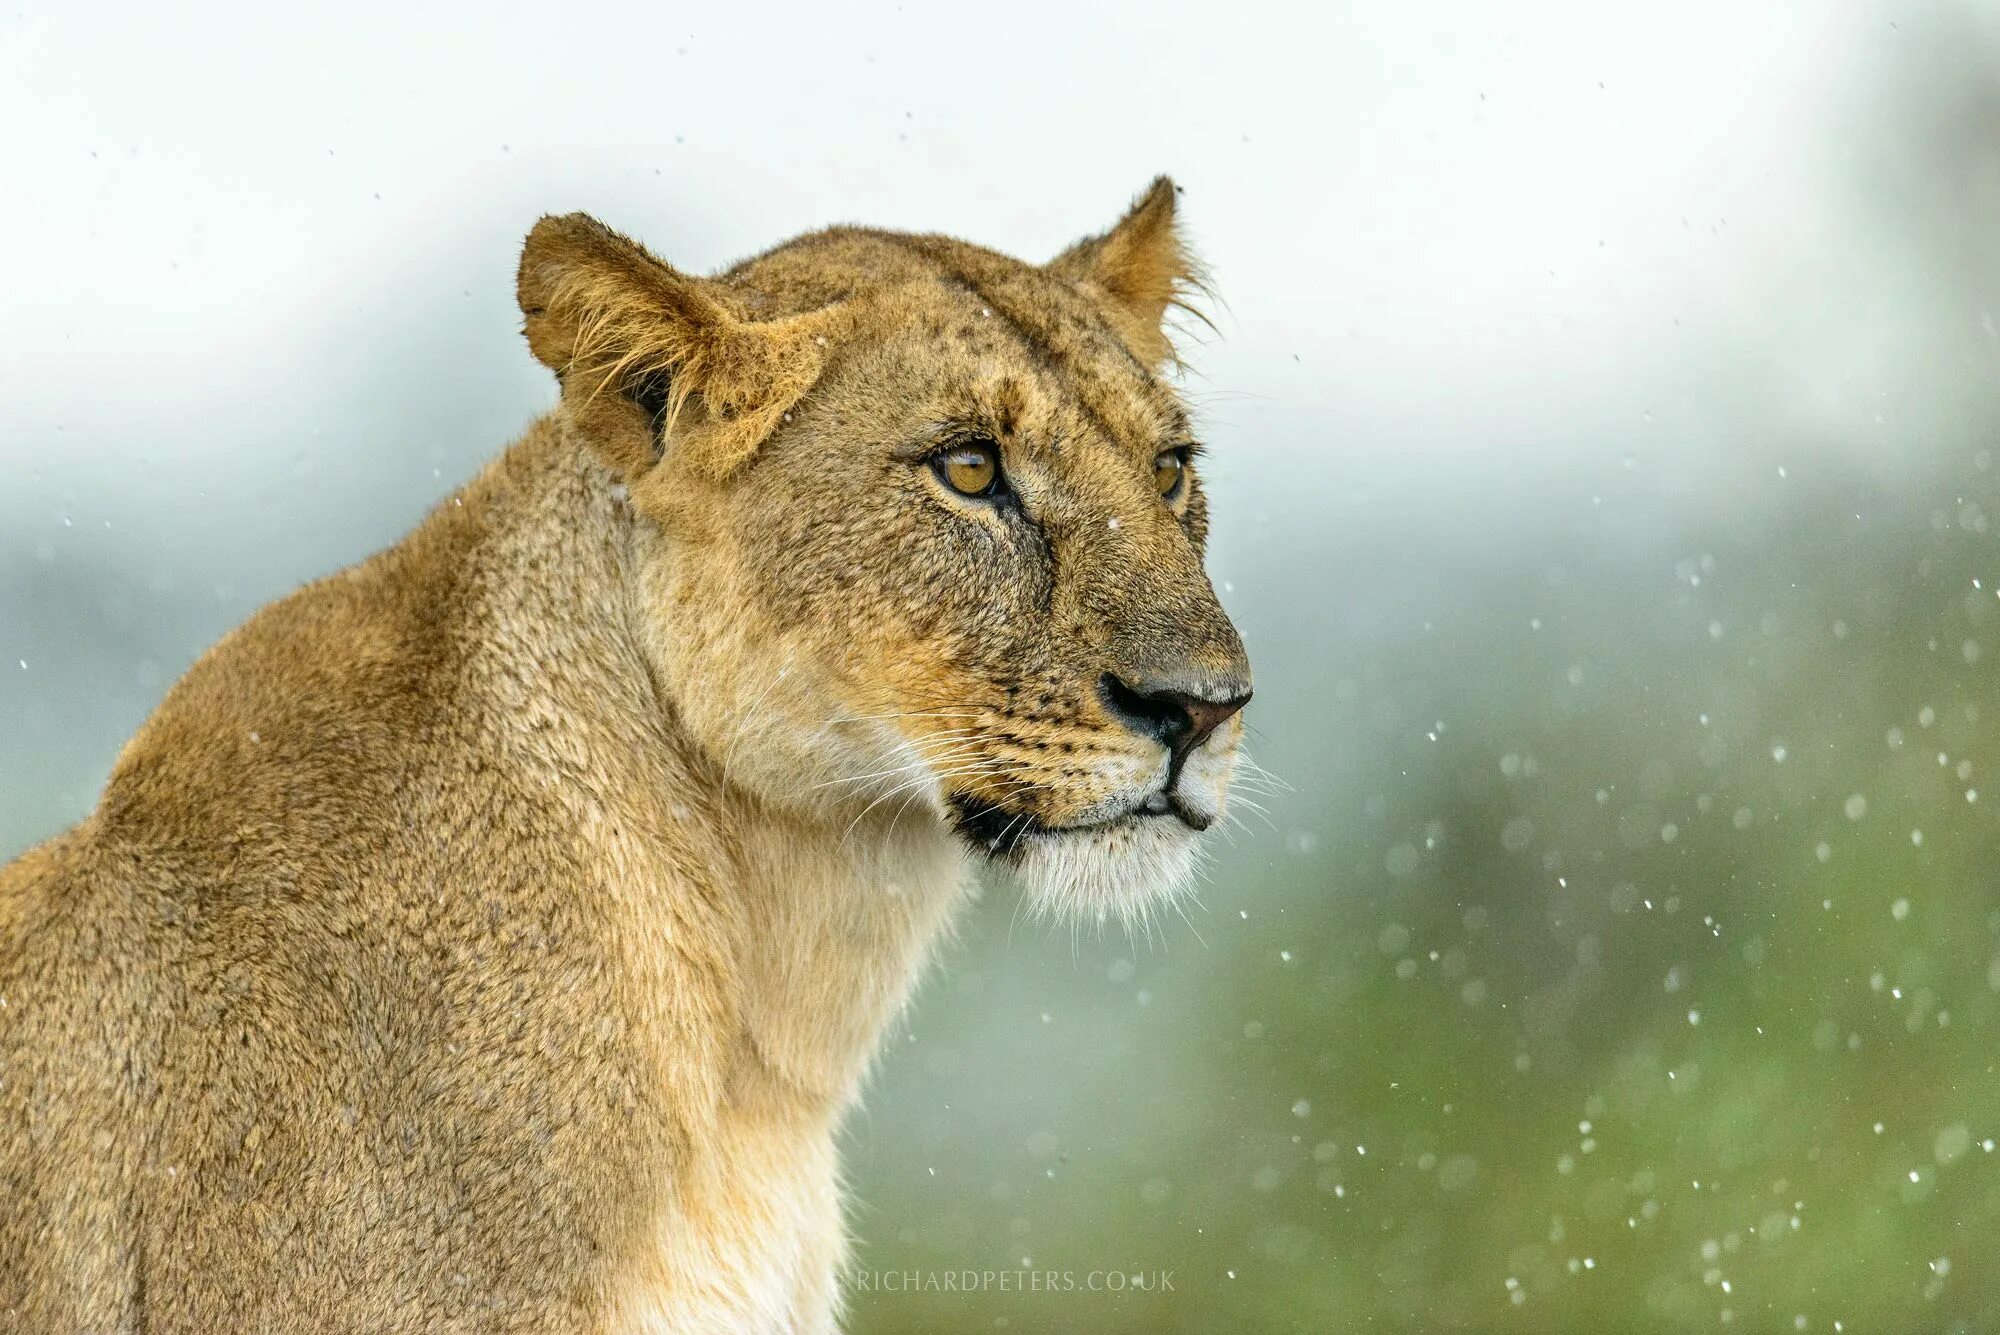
xmin=0 ymin=179 xmax=1250 ymax=1333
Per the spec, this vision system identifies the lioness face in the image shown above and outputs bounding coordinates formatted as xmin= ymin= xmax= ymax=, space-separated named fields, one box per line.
xmin=519 ymin=182 xmax=1250 ymax=917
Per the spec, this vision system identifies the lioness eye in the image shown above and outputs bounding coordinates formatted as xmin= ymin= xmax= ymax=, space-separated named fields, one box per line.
xmin=1153 ymin=449 xmax=1186 ymax=499
xmin=935 ymin=441 xmax=1002 ymax=498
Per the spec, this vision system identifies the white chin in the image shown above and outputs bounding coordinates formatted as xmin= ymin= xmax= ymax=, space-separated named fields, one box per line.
xmin=1010 ymin=816 xmax=1205 ymax=925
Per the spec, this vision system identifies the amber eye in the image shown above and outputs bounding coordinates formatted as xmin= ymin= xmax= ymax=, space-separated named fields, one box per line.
xmin=1153 ymin=449 xmax=1187 ymax=500
xmin=934 ymin=440 xmax=1002 ymax=498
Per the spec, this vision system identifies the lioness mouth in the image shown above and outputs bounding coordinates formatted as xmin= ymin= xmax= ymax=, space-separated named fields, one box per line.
xmin=947 ymin=793 xmax=1177 ymax=857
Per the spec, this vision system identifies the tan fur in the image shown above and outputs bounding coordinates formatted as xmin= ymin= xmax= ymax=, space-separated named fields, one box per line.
xmin=0 ymin=178 xmax=1249 ymax=1333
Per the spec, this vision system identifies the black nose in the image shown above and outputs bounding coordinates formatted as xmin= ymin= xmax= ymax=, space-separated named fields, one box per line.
xmin=1099 ymin=671 xmax=1252 ymax=759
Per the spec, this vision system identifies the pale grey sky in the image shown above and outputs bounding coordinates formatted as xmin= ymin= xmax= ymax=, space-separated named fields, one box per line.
xmin=1 ymin=0 xmax=1889 ymax=480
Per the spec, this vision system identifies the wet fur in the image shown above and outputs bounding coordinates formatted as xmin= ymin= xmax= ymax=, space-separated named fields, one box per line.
xmin=0 ymin=179 xmax=1249 ymax=1333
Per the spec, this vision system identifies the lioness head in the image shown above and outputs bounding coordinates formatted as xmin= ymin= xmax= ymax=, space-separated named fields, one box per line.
xmin=515 ymin=179 xmax=1250 ymax=918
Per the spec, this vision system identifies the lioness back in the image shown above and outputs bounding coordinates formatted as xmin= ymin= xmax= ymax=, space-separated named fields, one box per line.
xmin=0 ymin=457 xmax=704 ymax=1330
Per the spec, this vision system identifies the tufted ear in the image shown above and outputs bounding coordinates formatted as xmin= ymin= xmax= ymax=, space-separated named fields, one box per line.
xmin=517 ymin=213 xmax=839 ymax=478
xmin=1046 ymin=176 xmax=1207 ymax=370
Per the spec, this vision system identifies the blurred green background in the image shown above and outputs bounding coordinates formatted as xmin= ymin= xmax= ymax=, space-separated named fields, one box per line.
xmin=7 ymin=1 xmax=2000 ymax=1330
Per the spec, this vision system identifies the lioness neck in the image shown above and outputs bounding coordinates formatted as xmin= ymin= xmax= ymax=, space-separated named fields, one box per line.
xmin=449 ymin=419 xmax=968 ymax=1113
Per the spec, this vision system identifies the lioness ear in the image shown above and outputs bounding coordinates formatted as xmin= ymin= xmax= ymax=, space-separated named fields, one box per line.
xmin=517 ymin=213 xmax=838 ymax=478
xmin=1047 ymin=176 xmax=1206 ymax=369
